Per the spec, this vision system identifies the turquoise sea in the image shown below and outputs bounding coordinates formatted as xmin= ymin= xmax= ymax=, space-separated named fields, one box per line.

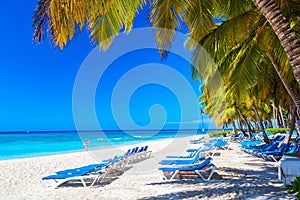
xmin=0 ymin=129 xmax=215 ymax=160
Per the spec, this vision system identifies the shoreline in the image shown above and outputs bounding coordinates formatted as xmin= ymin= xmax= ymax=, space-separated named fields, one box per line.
xmin=0 ymin=135 xmax=294 ymax=199
xmin=0 ymin=131 xmax=207 ymax=161
xmin=0 ymin=133 xmax=204 ymax=161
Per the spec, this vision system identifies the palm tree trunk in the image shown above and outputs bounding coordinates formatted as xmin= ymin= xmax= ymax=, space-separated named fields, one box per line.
xmin=231 ymin=116 xmax=238 ymax=136
xmin=272 ymin=100 xmax=278 ymax=128
xmin=237 ymin=118 xmax=244 ymax=132
xmin=268 ymin=54 xmax=300 ymax=112
xmin=283 ymin=104 xmax=296 ymax=144
xmin=222 ymin=123 xmax=228 ymax=131
xmin=268 ymin=119 xmax=273 ymax=128
xmin=253 ymin=0 xmax=300 ymax=85
xmin=252 ymin=102 xmax=270 ymax=144
xmin=279 ymin=105 xmax=286 ymax=128
xmin=234 ymin=104 xmax=253 ymax=138
xmin=237 ymin=118 xmax=250 ymax=137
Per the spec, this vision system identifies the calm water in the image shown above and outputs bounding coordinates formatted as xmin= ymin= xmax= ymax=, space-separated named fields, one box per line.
xmin=0 ymin=129 xmax=212 ymax=160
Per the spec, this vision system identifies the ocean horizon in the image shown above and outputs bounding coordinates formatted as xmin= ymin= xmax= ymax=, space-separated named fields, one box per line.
xmin=0 ymin=129 xmax=224 ymax=160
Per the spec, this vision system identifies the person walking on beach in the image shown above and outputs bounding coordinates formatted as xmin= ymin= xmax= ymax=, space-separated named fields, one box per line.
xmin=83 ymin=140 xmax=89 ymax=151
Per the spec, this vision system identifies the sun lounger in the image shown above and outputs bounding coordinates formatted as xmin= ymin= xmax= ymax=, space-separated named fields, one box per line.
xmin=138 ymin=145 xmax=152 ymax=159
xmin=167 ymin=145 xmax=210 ymax=159
xmin=41 ymin=153 xmax=129 ymax=189
xmin=284 ymin=145 xmax=300 ymax=156
xmin=214 ymin=138 xmax=228 ymax=150
xmin=259 ymin=143 xmax=292 ymax=162
xmin=271 ymin=135 xmax=285 ymax=141
xmin=240 ymin=139 xmax=262 ymax=148
xmin=185 ymin=140 xmax=216 ymax=155
xmin=159 ymin=157 xmax=216 ymax=181
xmin=190 ymin=136 xmax=205 ymax=144
xmin=198 ymin=138 xmax=228 ymax=157
xmin=243 ymin=142 xmax=279 ymax=155
xmin=159 ymin=151 xmax=205 ymax=165
xmin=41 ymin=163 xmax=110 ymax=188
xmin=126 ymin=146 xmax=151 ymax=163
xmin=131 ymin=146 xmax=149 ymax=161
xmin=116 ymin=146 xmax=151 ymax=166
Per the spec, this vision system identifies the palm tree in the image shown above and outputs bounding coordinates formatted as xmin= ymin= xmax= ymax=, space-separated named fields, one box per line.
xmin=32 ymin=0 xmax=300 ymax=142
xmin=252 ymin=0 xmax=300 ymax=86
xmin=190 ymin=4 xmax=300 ymax=143
xmin=32 ymin=0 xmax=300 ymax=77
xmin=189 ymin=1 xmax=300 ymax=121
xmin=33 ymin=0 xmax=146 ymax=50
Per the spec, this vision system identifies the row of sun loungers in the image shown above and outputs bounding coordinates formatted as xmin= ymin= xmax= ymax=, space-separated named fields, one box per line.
xmin=41 ymin=136 xmax=228 ymax=188
xmin=41 ymin=145 xmax=151 ymax=189
xmin=237 ymin=133 xmax=300 ymax=185
xmin=158 ymin=136 xmax=220 ymax=181
xmin=240 ymin=135 xmax=300 ymax=162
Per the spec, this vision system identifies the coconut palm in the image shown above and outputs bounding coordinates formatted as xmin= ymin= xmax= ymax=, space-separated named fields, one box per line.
xmin=32 ymin=0 xmax=300 ymax=77
xmin=33 ymin=0 xmax=146 ymax=50
xmin=32 ymin=0 xmax=300 ymax=142
xmin=252 ymin=0 xmax=300 ymax=86
xmin=190 ymin=4 xmax=300 ymax=143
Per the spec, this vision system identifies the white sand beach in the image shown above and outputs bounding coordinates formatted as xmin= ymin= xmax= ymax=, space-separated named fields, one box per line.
xmin=0 ymin=136 xmax=295 ymax=200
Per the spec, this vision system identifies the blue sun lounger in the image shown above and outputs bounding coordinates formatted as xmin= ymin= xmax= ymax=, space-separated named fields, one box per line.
xmin=244 ymin=141 xmax=279 ymax=155
xmin=159 ymin=157 xmax=216 ymax=181
xmin=190 ymin=136 xmax=205 ymax=144
xmin=214 ymin=138 xmax=228 ymax=149
xmin=125 ymin=146 xmax=151 ymax=163
xmin=41 ymin=163 xmax=109 ymax=188
xmin=167 ymin=145 xmax=210 ymax=159
xmin=259 ymin=144 xmax=296 ymax=162
xmin=159 ymin=151 xmax=205 ymax=165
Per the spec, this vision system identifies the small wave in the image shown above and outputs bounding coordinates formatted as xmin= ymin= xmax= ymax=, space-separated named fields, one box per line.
xmin=113 ymin=138 xmax=122 ymax=140
xmin=133 ymin=136 xmax=142 ymax=138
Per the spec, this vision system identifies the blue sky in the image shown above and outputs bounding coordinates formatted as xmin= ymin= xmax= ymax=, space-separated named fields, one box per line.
xmin=0 ymin=1 xmax=214 ymax=131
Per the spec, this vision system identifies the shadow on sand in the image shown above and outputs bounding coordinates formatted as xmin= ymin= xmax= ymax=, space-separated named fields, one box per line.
xmin=140 ymin=166 xmax=294 ymax=199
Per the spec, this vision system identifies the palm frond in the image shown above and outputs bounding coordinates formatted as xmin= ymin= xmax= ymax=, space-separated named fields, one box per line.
xmin=216 ymin=0 xmax=254 ymax=19
xmin=122 ymin=0 xmax=146 ymax=32
xmin=149 ymin=0 xmax=191 ymax=58
xmin=33 ymin=0 xmax=146 ymax=50
xmin=49 ymin=0 xmax=88 ymax=48
xmin=184 ymin=0 xmax=216 ymax=50
xmin=198 ymin=9 xmax=263 ymax=63
xmin=32 ymin=0 xmax=51 ymax=44
xmin=88 ymin=1 xmax=125 ymax=50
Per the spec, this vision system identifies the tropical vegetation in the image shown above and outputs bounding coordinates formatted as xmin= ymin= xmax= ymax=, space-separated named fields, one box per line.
xmin=208 ymin=131 xmax=228 ymax=138
xmin=265 ymin=128 xmax=290 ymax=134
xmin=32 ymin=0 xmax=300 ymax=143
xmin=286 ymin=176 xmax=300 ymax=199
